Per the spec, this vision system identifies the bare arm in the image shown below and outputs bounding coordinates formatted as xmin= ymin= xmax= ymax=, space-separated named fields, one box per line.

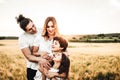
xmin=32 ymin=46 xmax=52 ymax=69
xmin=38 ymin=66 xmax=66 ymax=79
xmin=21 ymin=47 xmax=42 ymax=62
xmin=32 ymin=46 xmax=40 ymax=56
xmin=47 ymin=72 xmax=66 ymax=78
xmin=32 ymin=46 xmax=49 ymax=57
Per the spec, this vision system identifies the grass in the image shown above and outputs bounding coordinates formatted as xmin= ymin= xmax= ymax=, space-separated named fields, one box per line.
xmin=0 ymin=40 xmax=120 ymax=80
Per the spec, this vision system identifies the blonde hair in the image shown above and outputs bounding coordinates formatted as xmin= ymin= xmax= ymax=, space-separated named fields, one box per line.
xmin=42 ymin=17 xmax=60 ymax=40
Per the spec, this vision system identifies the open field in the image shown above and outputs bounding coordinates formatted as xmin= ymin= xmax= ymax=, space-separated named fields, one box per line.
xmin=68 ymin=42 xmax=120 ymax=56
xmin=0 ymin=40 xmax=120 ymax=80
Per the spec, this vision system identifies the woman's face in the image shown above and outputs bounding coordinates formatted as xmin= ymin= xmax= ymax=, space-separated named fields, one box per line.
xmin=53 ymin=53 xmax=62 ymax=62
xmin=46 ymin=21 xmax=55 ymax=36
xmin=52 ymin=40 xmax=62 ymax=52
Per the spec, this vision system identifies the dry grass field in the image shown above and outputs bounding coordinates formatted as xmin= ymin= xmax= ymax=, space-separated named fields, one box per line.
xmin=0 ymin=40 xmax=120 ymax=80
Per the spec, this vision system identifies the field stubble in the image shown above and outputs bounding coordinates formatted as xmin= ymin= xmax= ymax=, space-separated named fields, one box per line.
xmin=0 ymin=40 xmax=120 ymax=80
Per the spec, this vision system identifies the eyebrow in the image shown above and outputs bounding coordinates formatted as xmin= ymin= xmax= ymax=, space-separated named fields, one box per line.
xmin=28 ymin=24 xmax=34 ymax=31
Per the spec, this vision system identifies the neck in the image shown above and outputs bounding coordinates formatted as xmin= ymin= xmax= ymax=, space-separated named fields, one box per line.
xmin=53 ymin=61 xmax=61 ymax=69
xmin=48 ymin=34 xmax=55 ymax=40
xmin=52 ymin=51 xmax=60 ymax=54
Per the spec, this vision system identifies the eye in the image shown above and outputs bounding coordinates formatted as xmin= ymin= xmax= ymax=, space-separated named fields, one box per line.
xmin=51 ymin=26 xmax=54 ymax=28
xmin=47 ymin=25 xmax=54 ymax=28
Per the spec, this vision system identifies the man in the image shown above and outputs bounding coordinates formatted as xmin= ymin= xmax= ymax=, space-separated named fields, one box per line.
xmin=16 ymin=14 xmax=50 ymax=80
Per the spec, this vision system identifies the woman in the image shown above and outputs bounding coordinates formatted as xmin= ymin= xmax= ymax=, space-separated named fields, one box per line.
xmin=39 ymin=36 xmax=70 ymax=80
xmin=33 ymin=17 xmax=65 ymax=80
xmin=32 ymin=16 xmax=60 ymax=56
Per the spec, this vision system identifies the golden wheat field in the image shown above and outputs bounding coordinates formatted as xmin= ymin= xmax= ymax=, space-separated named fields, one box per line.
xmin=0 ymin=40 xmax=120 ymax=80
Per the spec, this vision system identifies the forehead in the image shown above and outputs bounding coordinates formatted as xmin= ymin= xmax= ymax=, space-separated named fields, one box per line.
xmin=53 ymin=40 xmax=59 ymax=43
xmin=48 ymin=21 xmax=53 ymax=25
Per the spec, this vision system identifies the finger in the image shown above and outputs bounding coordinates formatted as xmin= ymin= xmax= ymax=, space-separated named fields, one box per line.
xmin=45 ymin=63 xmax=51 ymax=70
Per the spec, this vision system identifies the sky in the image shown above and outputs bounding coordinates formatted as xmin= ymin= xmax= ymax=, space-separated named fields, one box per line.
xmin=0 ymin=0 xmax=120 ymax=36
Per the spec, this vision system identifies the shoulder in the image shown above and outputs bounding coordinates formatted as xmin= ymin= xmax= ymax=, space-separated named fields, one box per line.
xmin=36 ymin=28 xmax=42 ymax=34
xmin=18 ymin=32 xmax=33 ymax=42
xmin=19 ymin=32 xmax=29 ymax=38
xmin=18 ymin=33 xmax=26 ymax=39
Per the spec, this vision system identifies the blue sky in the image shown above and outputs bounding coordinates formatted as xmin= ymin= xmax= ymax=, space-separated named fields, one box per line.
xmin=0 ymin=0 xmax=120 ymax=36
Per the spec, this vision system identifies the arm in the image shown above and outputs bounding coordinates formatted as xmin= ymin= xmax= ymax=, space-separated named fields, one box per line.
xmin=22 ymin=47 xmax=51 ymax=69
xmin=32 ymin=46 xmax=40 ymax=56
xmin=21 ymin=47 xmax=42 ymax=62
xmin=32 ymin=46 xmax=49 ymax=58
xmin=38 ymin=67 xmax=66 ymax=79
xmin=47 ymin=72 xmax=66 ymax=78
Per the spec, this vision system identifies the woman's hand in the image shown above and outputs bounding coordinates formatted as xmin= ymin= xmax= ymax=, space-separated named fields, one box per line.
xmin=38 ymin=58 xmax=51 ymax=70
xmin=45 ymin=72 xmax=58 ymax=79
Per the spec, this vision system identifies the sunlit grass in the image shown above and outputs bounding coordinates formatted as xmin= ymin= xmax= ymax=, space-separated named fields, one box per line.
xmin=69 ymin=53 xmax=120 ymax=80
xmin=0 ymin=40 xmax=120 ymax=80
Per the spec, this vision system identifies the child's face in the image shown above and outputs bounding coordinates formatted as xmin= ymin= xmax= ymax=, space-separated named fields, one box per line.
xmin=52 ymin=40 xmax=62 ymax=52
xmin=53 ymin=53 xmax=62 ymax=62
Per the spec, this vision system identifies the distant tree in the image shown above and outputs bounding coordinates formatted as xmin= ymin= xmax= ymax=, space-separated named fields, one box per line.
xmin=0 ymin=37 xmax=5 ymax=40
xmin=109 ymin=36 xmax=113 ymax=39
xmin=72 ymin=37 xmax=76 ymax=40
xmin=98 ymin=34 xmax=105 ymax=37
xmin=118 ymin=36 xmax=120 ymax=39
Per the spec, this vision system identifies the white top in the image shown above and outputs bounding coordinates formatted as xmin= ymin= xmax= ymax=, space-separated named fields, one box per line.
xmin=18 ymin=28 xmax=41 ymax=70
xmin=34 ymin=35 xmax=53 ymax=56
xmin=49 ymin=68 xmax=59 ymax=72
xmin=34 ymin=35 xmax=53 ymax=80
xmin=46 ymin=68 xmax=65 ymax=80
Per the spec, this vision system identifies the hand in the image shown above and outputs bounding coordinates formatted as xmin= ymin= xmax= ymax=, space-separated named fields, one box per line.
xmin=42 ymin=54 xmax=50 ymax=60
xmin=38 ymin=58 xmax=51 ymax=70
xmin=46 ymin=72 xmax=57 ymax=79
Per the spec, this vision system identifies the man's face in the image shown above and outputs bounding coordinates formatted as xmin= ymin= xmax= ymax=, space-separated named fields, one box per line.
xmin=26 ymin=21 xmax=37 ymax=34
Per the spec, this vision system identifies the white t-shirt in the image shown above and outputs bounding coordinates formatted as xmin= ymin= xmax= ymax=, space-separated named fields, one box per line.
xmin=47 ymin=68 xmax=66 ymax=80
xmin=34 ymin=35 xmax=53 ymax=80
xmin=34 ymin=35 xmax=53 ymax=54
xmin=18 ymin=28 xmax=41 ymax=70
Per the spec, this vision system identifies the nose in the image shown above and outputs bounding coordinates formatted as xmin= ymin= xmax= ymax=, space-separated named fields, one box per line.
xmin=32 ymin=27 xmax=36 ymax=31
xmin=49 ymin=26 xmax=53 ymax=30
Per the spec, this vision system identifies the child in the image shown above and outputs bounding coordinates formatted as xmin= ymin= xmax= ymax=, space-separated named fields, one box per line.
xmin=39 ymin=36 xmax=70 ymax=80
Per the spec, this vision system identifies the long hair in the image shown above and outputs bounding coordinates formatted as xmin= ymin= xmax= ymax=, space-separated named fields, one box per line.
xmin=42 ymin=17 xmax=60 ymax=40
xmin=58 ymin=53 xmax=70 ymax=78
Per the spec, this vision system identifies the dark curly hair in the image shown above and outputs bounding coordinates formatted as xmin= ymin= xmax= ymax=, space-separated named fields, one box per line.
xmin=16 ymin=14 xmax=32 ymax=31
